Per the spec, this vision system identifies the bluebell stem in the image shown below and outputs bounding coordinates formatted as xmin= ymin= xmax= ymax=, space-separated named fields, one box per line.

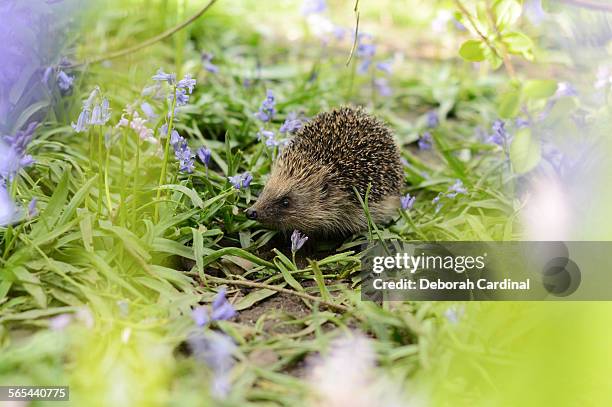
xmin=291 ymin=230 xmax=308 ymax=252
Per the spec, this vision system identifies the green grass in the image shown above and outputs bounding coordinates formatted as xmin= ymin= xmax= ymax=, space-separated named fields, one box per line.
xmin=0 ymin=1 xmax=527 ymax=406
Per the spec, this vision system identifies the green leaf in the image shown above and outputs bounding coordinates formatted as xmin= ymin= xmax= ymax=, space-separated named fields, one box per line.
xmin=233 ymin=288 xmax=279 ymax=311
xmin=498 ymin=90 xmax=522 ymax=119
xmin=309 ymin=260 xmax=332 ymax=303
xmin=493 ymin=0 xmax=522 ymax=28
xmin=157 ymin=184 xmax=204 ymax=208
xmin=13 ymin=266 xmax=47 ymax=308
xmin=523 ymin=80 xmax=557 ymax=100
xmin=502 ymin=32 xmax=534 ymax=60
xmin=459 ymin=40 xmax=485 ymax=62
xmin=510 ymin=128 xmax=541 ymax=174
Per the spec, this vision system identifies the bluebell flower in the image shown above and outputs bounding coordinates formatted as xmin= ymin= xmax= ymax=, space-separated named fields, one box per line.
xmin=191 ymin=306 xmax=209 ymax=326
xmin=400 ymin=193 xmax=416 ymax=211
xmin=432 ymin=192 xmax=443 ymax=213
xmin=488 ymin=119 xmax=507 ymax=146
xmin=191 ymin=288 xmax=236 ymax=327
xmin=188 ymin=331 xmax=236 ymax=398
xmin=152 ymin=68 xmax=176 ymax=85
xmin=202 ymin=53 xmax=219 ymax=74
xmin=426 ymin=110 xmax=439 ymax=128
xmin=170 ymin=131 xmax=195 ymax=173
xmin=447 ymin=179 xmax=467 ymax=197
xmin=291 ymin=230 xmax=308 ymax=252
xmin=228 ymin=172 xmax=253 ymax=189
xmin=279 ymin=112 xmax=303 ymax=134
xmin=376 ymin=60 xmax=393 ymax=74
xmin=374 ymin=78 xmax=392 ymax=96
xmin=357 ymin=41 xmax=376 ymax=59
xmin=257 ymin=128 xmax=281 ymax=147
xmin=89 ymin=98 xmax=111 ymax=125
xmin=197 ymin=147 xmax=212 ymax=167
xmin=301 ymin=0 xmax=326 ymax=15
xmin=211 ymin=288 xmax=236 ymax=321
xmin=177 ymin=74 xmax=196 ymax=94
xmin=172 ymin=88 xmax=190 ymax=106
xmin=140 ymin=102 xmax=157 ymax=118
xmin=555 ymin=82 xmax=578 ymax=98
xmin=57 ymin=70 xmax=73 ymax=91
xmin=0 ymin=184 xmax=20 ymax=226
xmin=515 ymin=117 xmax=530 ymax=129
xmin=1 ymin=122 xmax=38 ymax=181
xmin=254 ymin=90 xmax=276 ymax=122
xmin=72 ymin=108 xmax=90 ymax=133
xmin=28 ymin=198 xmax=37 ymax=217
xmin=357 ymin=59 xmax=372 ymax=75
xmin=418 ymin=131 xmax=433 ymax=151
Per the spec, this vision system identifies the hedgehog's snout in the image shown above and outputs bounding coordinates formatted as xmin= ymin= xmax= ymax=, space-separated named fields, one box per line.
xmin=245 ymin=207 xmax=257 ymax=220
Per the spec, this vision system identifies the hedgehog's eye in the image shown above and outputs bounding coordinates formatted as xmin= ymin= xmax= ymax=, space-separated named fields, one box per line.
xmin=280 ymin=197 xmax=290 ymax=208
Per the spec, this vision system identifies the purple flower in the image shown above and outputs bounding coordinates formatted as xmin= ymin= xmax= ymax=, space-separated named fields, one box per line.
xmin=400 ymin=193 xmax=415 ymax=211
xmin=515 ymin=117 xmax=530 ymax=128
xmin=170 ymin=130 xmax=194 ymax=173
xmin=140 ymin=102 xmax=157 ymax=119
xmin=279 ymin=112 xmax=303 ymax=134
xmin=57 ymin=70 xmax=73 ymax=91
xmin=211 ymin=288 xmax=236 ymax=321
xmin=301 ymin=0 xmax=326 ymax=15
xmin=177 ymin=74 xmax=196 ymax=94
xmin=72 ymin=108 xmax=90 ymax=133
xmin=254 ymin=89 xmax=276 ymax=122
xmin=357 ymin=59 xmax=372 ymax=75
xmin=432 ymin=192 xmax=443 ymax=213
xmin=357 ymin=40 xmax=376 ymax=59
xmin=0 ymin=122 xmax=37 ymax=181
xmin=228 ymin=172 xmax=253 ymax=189
xmin=172 ymin=88 xmax=190 ymax=106
xmin=291 ymin=230 xmax=309 ymax=252
xmin=0 ymin=183 xmax=20 ymax=226
xmin=152 ymin=68 xmax=176 ymax=85
xmin=555 ymin=82 xmax=578 ymax=98
xmin=49 ymin=314 xmax=72 ymax=331
xmin=488 ymin=119 xmax=507 ymax=146
xmin=191 ymin=306 xmax=209 ymax=326
xmin=418 ymin=131 xmax=433 ymax=151
xmin=257 ymin=128 xmax=281 ymax=147
xmin=89 ymin=98 xmax=111 ymax=125
xmin=426 ymin=110 xmax=439 ymax=128
xmin=191 ymin=288 xmax=236 ymax=327
xmin=197 ymin=146 xmax=211 ymax=167
xmin=202 ymin=53 xmax=219 ymax=74
xmin=188 ymin=331 xmax=235 ymax=398
xmin=27 ymin=198 xmax=37 ymax=217
xmin=374 ymin=78 xmax=392 ymax=96
xmin=447 ymin=179 xmax=467 ymax=197
xmin=376 ymin=60 xmax=393 ymax=74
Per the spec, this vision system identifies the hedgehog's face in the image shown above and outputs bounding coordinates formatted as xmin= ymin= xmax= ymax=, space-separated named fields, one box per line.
xmin=246 ymin=165 xmax=343 ymax=235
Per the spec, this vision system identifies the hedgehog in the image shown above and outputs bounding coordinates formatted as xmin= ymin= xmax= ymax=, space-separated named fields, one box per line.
xmin=245 ymin=106 xmax=404 ymax=236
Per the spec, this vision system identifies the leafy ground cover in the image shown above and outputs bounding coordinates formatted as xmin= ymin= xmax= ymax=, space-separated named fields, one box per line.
xmin=2 ymin=0 xmax=612 ymax=406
